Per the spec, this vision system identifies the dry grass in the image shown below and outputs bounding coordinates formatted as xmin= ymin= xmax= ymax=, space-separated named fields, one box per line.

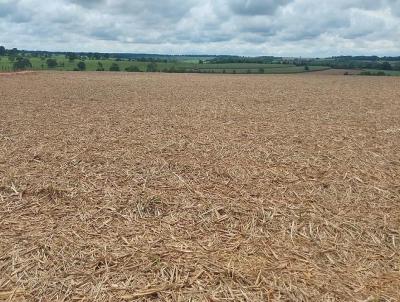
xmin=0 ymin=72 xmax=399 ymax=301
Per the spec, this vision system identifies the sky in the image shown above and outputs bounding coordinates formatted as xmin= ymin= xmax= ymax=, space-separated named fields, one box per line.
xmin=1 ymin=0 xmax=400 ymax=57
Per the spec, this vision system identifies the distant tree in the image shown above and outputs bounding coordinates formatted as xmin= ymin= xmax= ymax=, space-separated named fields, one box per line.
xmin=125 ymin=65 xmax=140 ymax=72
xmin=46 ymin=58 xmax=58 ymax=68
xmin=9 ymin=48 xmax=18 ymax=56
xmin=96 ymin=61 xmax=104 ymax=71
xmin=394 ymin=62 xmax=400 ymax=71
xmin=146 ymin=62 xmax=157 ymax=72
xmin=381 ymin=61 xmax=392 ymax=70
xmin=13 ymin=57 xmax=32 ymax=71
xmin=222 ymin=69 xmax=226 ymax=74
xmin=66 ymin=52 xmax=78 ymax=61
xmin=109 ymin=63 xmax=120 ymax=71
xmin=304 ymin=65 xmax=310 ymax=71
xmin=168 ymin=66 xmax=177 ymax=73
xmin=258 ymin=68 xmax=264 ymax=74
xmin=77 ymin=61 xmax=86 ymax=71
xmin=199 ymin=60 xmax=204 ymax=64
xmin=0 ymin=46 xmax=6 ymax=56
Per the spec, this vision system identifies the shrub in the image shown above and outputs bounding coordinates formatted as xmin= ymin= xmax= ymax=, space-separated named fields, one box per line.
xmin=304 ymin=65 xmax=310 ymax=71
xmin=125 ymin=65 xmax=140 ymax=72
xmin=46 ymin=58 xmax=58 ymax=68
xmin=146 ymin=62 xmax=157 ymax=72
xmin=96 ymin=62 xmax=104 ymax=71
xmin=109 ymin=63 xmax=120 ymax=71
xmin=77 ymin=61 xmax=86 ymax=71
xmin=258 ymin=68 xmax=264 ymax=74
xmin=13 ymin=57 xmax=32 ymax=71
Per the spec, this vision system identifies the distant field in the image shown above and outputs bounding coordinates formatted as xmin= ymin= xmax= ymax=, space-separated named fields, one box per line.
xmin=0 ymin=55 xmax=328 ymax=74
xmin=364 ymin=69 xmax=400 ymax=76
xmin=1 ymin=72 xmax=399 ymax=301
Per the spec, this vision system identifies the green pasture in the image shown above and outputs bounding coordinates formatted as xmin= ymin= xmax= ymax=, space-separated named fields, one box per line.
xmin=0 ymin=55 xmax=329 ymax=74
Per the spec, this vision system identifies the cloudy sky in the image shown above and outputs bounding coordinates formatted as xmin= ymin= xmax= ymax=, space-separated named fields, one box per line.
xmin=1 ymin=0 xmax=399 ymax=56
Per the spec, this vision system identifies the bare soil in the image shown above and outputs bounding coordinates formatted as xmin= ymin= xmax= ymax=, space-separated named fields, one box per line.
xmin=1 ymin=72 xmax=399 ymax=301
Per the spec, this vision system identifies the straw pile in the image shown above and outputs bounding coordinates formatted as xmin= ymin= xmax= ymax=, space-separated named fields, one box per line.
xmin=1 ymin=72 xmax=399 ymax=301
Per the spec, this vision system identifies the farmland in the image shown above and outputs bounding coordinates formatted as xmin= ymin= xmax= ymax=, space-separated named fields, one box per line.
xmin=1 ymin=72 xmax=400 ymax=301
xmin=0 ymin=55 xmax=329 ymax=74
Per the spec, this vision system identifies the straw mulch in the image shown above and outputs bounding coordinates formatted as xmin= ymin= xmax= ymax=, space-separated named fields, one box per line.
xmin=1 ymin=72 xmax=399 ymax=301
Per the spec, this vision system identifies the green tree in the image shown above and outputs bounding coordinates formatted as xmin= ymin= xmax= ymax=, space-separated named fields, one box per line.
xmin=109 ymin=63 xmax=120 ymax=71
xmin=46 ymin=58 xmax=58 ymax=68
xmin=258 ymin=68 xmax=264 ymax=74
xmin=304 ymin=65 xmax=310 ymax=71
xmin=0 ymin=46 xmax=6 ymax=56
xmin=66 ymin=53 xmax=78 ymax=61
xmin=125 ymin=65 xmax=140 ymax=72
xmin=77 ymin=61 xmax=86 ymax=71
xmin=146 ymin=62 xmax=158 ymax=72
xmin=10 ymin=48 xmax=18 ymax=56
xmin=381 ymin=61 xmax=392 ymax=70
xmin=96 ymin=61 xmax=104 ymax=71
xmin=13 ymin=57 xmax=32 ymax=71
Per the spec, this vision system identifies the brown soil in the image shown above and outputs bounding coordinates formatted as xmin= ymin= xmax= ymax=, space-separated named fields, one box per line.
xmin=0 ymin=71 xmax=36 ymax=76
xmin=1 ymin=72 xmax=399 ymax=301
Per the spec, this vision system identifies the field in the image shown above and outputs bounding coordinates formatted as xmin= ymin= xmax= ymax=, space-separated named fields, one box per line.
xmin=0 ymin=55 xmax=329 ymax=74
xmin=1 ymin=72 xmax=400 ymax=301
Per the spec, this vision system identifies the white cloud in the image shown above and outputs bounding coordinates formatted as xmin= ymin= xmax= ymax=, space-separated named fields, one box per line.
xmin=0 ymin=0 xmax=399 ymax=56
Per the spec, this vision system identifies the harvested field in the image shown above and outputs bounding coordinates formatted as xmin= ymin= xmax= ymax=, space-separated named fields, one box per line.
xmin=1 ymin=72 xmax=400 ymax=301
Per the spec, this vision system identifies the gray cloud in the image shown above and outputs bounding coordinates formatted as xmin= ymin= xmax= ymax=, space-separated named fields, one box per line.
xmin=0 ymin=0 xmax=399 ymax=56
xmin=228 ymin=0 xmax=293 ymax=16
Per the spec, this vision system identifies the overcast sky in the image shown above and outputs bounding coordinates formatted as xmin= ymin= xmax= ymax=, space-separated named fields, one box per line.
xmin=1 ymin=0 xmax=399 ymax=56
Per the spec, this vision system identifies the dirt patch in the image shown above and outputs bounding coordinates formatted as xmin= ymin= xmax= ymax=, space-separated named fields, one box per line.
xmin=0 ymin=71 xmax=36 ymax=77
xmin=1 ymin=72 xmax=399 ymax=301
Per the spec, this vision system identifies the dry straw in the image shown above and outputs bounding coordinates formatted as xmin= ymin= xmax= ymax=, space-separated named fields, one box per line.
xmin=1 ymin=72 xmax=399 ymax=301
